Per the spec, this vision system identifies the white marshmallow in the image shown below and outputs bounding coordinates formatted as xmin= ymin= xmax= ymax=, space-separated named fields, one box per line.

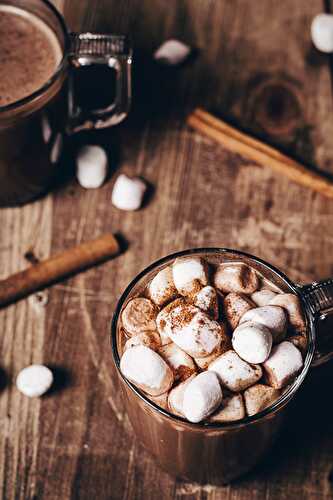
xmin=148 ymin=266 xmax=177 ymax=306
xmin=194 ymin=323 xmax=231 ymax=369
xmin=111 ymin=174 xmax=146 ymax=211
xmin=209 ymin=350 xmax=262 ymax=392
xmin=311 ymin=13 xmax=333 ymax=53
xmin=76 ymin=145 xmax=108 ymax=189
xmin=172 ymin=257 xmax=208 ymax=296
xmin=120 ymin=345 xmax=174 ymax=396
xmin=154 ymin=39 xmax=191 ymax=65
xmin=251 ymin=289 xmax=277 ymax=307
xmin=158 ymin=342 xmax=197 ymax=381
xmin=232 ymin=321 xmax=272 ymax=364
xmin=263 ymin=341 xmax=303 ymax=389
xmin=244 ymin=384 xmax=281 ymax=416
xmin=288 ymin=334 xmax=307 ymax=356
xmin=223 ymin=292 xmax=255 ymax=330
xmin=193 ymin=286 xmax=219 ymax=319
xmin=156 ymin=298 xmax=184 ymax=345
xmin=16 ymin=364 xmax=53 ymax=397
xmin=240 ymin=305 xmax=287 ymax=343
xmin=124 ymin=331 xmax=161 ymax=351
xmin=269 ymin=293 xmax=306 ymax=334
xmin=167 ymin=375 xmax=196 ymax=417
xmin=183 ymin=371 xmax=223 ymax=423
xmin=121 ymin=297 xmax=158 ymax=336
xmin=50 ymin=133 xmax=63 ymax=164
xmin=214 ymin=263 xmax=259 ymax=295
xmin=210 ymin=394 xmax=245 ymax=423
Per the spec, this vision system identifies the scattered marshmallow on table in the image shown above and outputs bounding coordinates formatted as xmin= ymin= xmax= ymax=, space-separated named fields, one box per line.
xmin=148 ymin=266 xmax=177 ymax=306
xmin=232 ymin=321 xmax=273 ymax=364
xmin=156 ymin=298 xmax=184 ymax=345
xmin=209 ymin=350 xmax=262 ymax=392
xmin=121 ymin=297 xmax=158 ymax=336
xmin=16 ymin=364 xmax=53 ymax=397
xmin=154 ymin=39 xmax=191 ymax=65
xmin=193 ymin=285 xmax=219 ymax=319
xmin=240 ymin=305 xmax=287 ymax=343
xmin=124 ymin=331 xmax=161 ymax=351
xmin=251 ymin=289 xmax=277 ymax=307
xmin=183 ymin=371 xmax=223 ymax=423
xmin=223 ymin=292 xmax=255 ymax=329
xmin=214 ymin=263 xmax=259 ymax=295
xmin=112 ymin=174 xmax=146 ymax=211
xmin=120 ymin=345 xmax=174 ymax=396
xmin=158 ymin=342 xmax=197 ymax=381
xmin=194 ymin=324 xmax=231 ymax=369
xmin=269 ymin=293 xmax=306 ymax=334
xmin=311 ymin=13 xmax=333 ymax=53
xmin=76 ymin=145 xmax=108 ymax=189
xmin=168 ymin=374 xmax=196 ymax=417
xmin=244 ymin=384 xmax=281 ymax=416
xmin=172 ymin=257 xmax=208 ymax=296
xmin=263 ymin=341 xmax=303 ymax=389
xmin=210 ymin=393 xmax=245 ymax=423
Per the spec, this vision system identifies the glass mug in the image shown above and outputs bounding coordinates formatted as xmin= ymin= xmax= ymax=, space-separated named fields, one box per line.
xmin=111 ymin=248 xmax=333 ymax=484
xmin=0 ymin=0 xmax=132 ymax=206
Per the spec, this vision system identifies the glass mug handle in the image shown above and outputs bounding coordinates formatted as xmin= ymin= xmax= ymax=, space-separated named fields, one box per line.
xmin=67 ymin=33 xmax=132 ymax=133
xmin=298 ymin=279 xmax=333 ymax=366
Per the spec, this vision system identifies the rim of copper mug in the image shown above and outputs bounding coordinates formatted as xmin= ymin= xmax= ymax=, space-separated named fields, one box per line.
xmin=111 ymin=247 xmax=315 ymax=429
xmin=0 ymin=0 xmax=69 ymax=114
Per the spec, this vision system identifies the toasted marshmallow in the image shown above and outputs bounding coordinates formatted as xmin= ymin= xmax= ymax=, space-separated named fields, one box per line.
xmin=120 ymin=345 xmax=174 ymax=396
xmin=158 ymin=342 xmax=197 ymax=381
xmin=121 ymin=297 xmax=158 ymax=337
xmin=156 ymin=298 xmax=184 ymax=345
xmin=193 ymin=285 xmax=219 ymax=319
xmin=194 ymin=323 xmax=231 ymax=369
xmin=154 ymin=39 xmax=191 ymax=65
xmin=251 ymin=289 xmax=277 ymax=307
xmin=232 ymin=321 xmax=272 ymax=364
xmin=214 ymin=263 xmax=259 ymax=295
xmin=76 ymin=145 xmax=108 ymax=189
xmin=223 ymin=292 xmax=255 ymax=329
xmin=263 ymin=341 xmax=303 ymax=389
xmin=183 ymin=371 xmax=223 ymax=423
xmin=16 ymin=364 xmax=53 ymax=398
xmin=244 ymin=384 xmax=281 ymax=416
xmin=209 ymin=350 xmax=262 ymax=392
xmin=269 ymin=293 xmax=306 ymax=334
xmin=148 ymin=266 xmax=177 ymax=306
xmin=240 ymin=305 xmax=287 ymax=343
xmin=172 ymin=257 xmax=208 ymax=296
xmin=112 ymin=174 xmax=146 ymax=211
xmin=168 ymin=375 xmax=196 ymax=417
xmin=124 ymin=331 xmax=161 ymax=351
xmin=288 ymin=334 xmax=307 ymax=356
xmin=210 ymin=393 xmax=245 ymax=423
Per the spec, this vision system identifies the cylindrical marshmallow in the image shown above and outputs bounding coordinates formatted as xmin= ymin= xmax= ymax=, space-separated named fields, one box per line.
xmin=124 ymin=331 xmax=161 ymax=351
xmin=193 ymin=285 xmax=219 ymax=319
xmin=148 ymin=266 xmax=178 ymax=306
xmin=158 ymin=342 xmax=197 ymax=381
xmin=311 ymin=13 xmax=333 ymax=53
xmin=167 ymin=374 xmax=196 ymax=417
xmin=194 ymin=323 xmax=231 ymax=369
xmin=239 ymin=305 xmax=287 ymax=343
xmin=76 ymin=145 xmax=108 ymax=189
xmin=156 ymin=298 xmax=185 ymax=345
xmin=183 ymin=371 xmax=223 ymax=423
xmin=111 ymin=174 xmax=147 ymax=211
xmin=251 ymin=289 xmax=277 ymax=307
xmin=244 ymin=383 xmax=281 ymax=416
xmin=209 ymin=350 xmax=262 ymax=392
xmin=121 ymin=297 xmax=158 ymax=336
xmin=269 ymin=293 xmax=306 ymax=334
xmin=172 ymin=257 xmax=208 ymax=296
xmin=232 ymin=321 xmax=272 ymax=364
xmin=16 ymin=364 xmax=53 ymax=397
xmin=223 ymin=292 xmax=255 ymax=330
xmin=154 ymin=39 xmax=191 ymax=65
xmin=210 ymin=393 xmax=245 ymax=423
xmin=263 ymin=341 xmax=303 ymax=389
xmin=214 ymin=263 xmax=259 ymax=295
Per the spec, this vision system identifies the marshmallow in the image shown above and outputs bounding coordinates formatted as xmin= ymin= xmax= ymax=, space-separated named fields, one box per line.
xmin=288 ymin=334 xmax=307 ymax=356
xmin=232 ymin=321 xmax=272 ymax=364
xmin=183 ymin=371 xmax=223 ymax=423
xmin=50 ymin=133 xmax=63 ymax=164
xmin=193 ymin=285 xmax=219 ymax=319
xmin=240 ymin=305 xmax=287 ymax=343
xmin=263 ymin=341 xmax=303 ymax=389
xmin=223 ymin=292 xmax=255 ymax=330
xmin=16 ymin=364 xmax=53 ymax=397
xmin=154 ymin=39 xmax=191 ymax=65
xmin=121 ymin=297 xmax=158 ymax=336
xmin=311 ymin=14 xmax=333 ymax=53
xmin=148 ymin=266 xmax=178 ymax=306
xmin=269 ymin=293 xmax=306 ymax=334
xmin=214 ymin=263 xmax=259 ymax=295
xmin=120 ymin=345 xmax=174 ymax=396
xmin=168 ymin=375 xmax=196 ymax=417
xmin=150 ymin=391 xmax=169 ymax=410
xmin=194 ymin=323 xmax=231 ymax=369
xmin=210 ymin=394 xmax=245 ymax=423
xmin=124 ymin=331 xmax=161 ymax=351
xmin=76 ymin=145 xmax=108 ymax=189
xmin=156 ymin=298 xmax=184 ymax=345
xmin=172 ymin=257 xmax=208 ymax=296
xmin=244 ymin=384 xmax=281 ymax=416
xmin=209 ymin=350 xmax=262 ymax=392
xmin=251 ymin=289 xmax=277 ymax=307
xmin=158 ymin=342 xmax=197 ymax=381
xmin=112 ymin=174 xmax=146 ymax=211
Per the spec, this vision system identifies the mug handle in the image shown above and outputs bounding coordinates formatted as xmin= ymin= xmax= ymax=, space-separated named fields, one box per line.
xmin=67 ymin=33 xmax=132 ymax=134
xmin=298 ymin=279 xmax=333 ymax=366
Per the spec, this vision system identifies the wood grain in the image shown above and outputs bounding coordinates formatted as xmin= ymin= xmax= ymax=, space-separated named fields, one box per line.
xmin=1 ymin=0 xmax=333 ymax=499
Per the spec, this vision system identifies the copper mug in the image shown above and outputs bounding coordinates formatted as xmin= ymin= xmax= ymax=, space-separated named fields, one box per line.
xmin=111 ymin=248 xmax=333 ymax=484
xmin=0 ymin=0 xmax=132 ymax=206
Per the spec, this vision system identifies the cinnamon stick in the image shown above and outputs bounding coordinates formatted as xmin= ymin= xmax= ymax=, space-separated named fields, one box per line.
xmin=187 ymin=108 xmax=333 ymax=199
xmin=0 ymin=233 xmax=120 ymax=307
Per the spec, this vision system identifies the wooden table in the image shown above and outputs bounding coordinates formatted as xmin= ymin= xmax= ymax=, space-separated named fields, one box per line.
xmin=1 ymin=1 xmax=333 ymax=498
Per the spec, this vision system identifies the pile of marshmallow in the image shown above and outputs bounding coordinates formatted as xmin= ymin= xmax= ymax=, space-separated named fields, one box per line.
xmin=119 ymin=256 xmax=306 ymax=423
